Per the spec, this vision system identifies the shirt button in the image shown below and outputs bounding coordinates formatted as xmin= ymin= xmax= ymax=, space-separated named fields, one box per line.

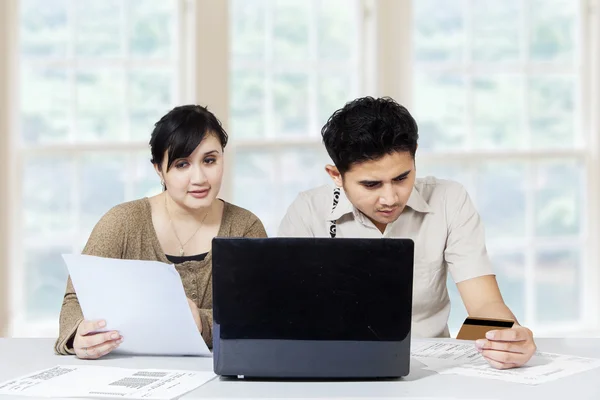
xmin=191 ymin=292 xmax=197 ymax=299
xmin=188 ymin=267 xmax=193 ymax=272
xmin=191 ymin=279 xmax=196 ymax=285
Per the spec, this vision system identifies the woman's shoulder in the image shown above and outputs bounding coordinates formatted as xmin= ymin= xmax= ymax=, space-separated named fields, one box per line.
xmin=221 ymin=201 xmax=266 ymax=236
xmin=94 ymin=198 xmax=151 ymax=232
xmin=103 ymin=198 xmax=150 ymax=221
xmin=222 ymin=201 xmax=261 ymax=222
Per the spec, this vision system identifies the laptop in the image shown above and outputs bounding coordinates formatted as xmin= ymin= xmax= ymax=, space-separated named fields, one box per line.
xmin=211 ymin=237 xmax=414 ymax=379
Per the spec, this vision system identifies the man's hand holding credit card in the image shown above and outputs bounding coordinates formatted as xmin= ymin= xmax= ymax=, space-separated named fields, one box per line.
xmin=457 ymin=317 xmax=537 ymax=369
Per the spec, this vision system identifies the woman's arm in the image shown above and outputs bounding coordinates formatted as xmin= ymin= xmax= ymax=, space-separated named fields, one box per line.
xmin=54 ymin=205 xmax=127 ymax=355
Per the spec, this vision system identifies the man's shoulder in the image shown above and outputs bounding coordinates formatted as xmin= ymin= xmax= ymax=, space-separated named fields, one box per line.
xmin=415 ymin=176 xmax=467 ymax=192
xmin=294 ymin=184 xmax=337 ymax=208
xmin=414 ymin=176 xmax=471 ymax=206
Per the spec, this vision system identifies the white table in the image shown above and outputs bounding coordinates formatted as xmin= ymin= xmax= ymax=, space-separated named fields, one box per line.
xmin=1 ymin=338 xmax=599 ymax=399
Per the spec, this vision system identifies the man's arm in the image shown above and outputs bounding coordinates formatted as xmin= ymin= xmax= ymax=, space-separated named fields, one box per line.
xmin=456 ymin=275 xmax=516 ymax=321
xmin=444 ymin=183 xmax=536 ymax=369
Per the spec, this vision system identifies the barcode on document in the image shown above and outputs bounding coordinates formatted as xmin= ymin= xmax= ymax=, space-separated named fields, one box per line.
xmin=108 ymin=377 xmax=159 ymax=389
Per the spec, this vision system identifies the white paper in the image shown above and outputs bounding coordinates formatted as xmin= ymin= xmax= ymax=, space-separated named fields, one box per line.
xmin=439 ymin=351 xmax=600 ymax=385
xmin=411 ymin=340 xmax=600 ymax=385
xmin=62 ymin=254 xmax=211 ymax=356
xmin=0 ymin=365 xmax=216 ymax=399
xmin=411 ymin=340 xmax=482 ymax=371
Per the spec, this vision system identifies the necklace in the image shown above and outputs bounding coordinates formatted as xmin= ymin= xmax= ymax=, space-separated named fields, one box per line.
xmin=165 ymin=194 xmax=210 ymax=256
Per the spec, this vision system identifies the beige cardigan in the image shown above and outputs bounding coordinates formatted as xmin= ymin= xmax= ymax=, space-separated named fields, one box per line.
xmin=54 ymin=198 xmax=267 ymax=355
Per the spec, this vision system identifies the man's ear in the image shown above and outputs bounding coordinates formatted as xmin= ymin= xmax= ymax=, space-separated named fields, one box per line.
xmin=325 ymin=164 xmax=343 ymax=187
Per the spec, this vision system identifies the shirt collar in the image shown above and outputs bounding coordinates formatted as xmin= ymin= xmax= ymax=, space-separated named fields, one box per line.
xmin=327 ymin=188 xmax=354 ymax=221
xmin=326 ymin=185 xmax=432 ymax=221
xmin=406 ymin=186 xmax=433 ymax=213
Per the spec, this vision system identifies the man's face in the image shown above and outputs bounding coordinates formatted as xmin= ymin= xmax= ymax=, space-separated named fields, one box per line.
xmin=329 ymin=151 xmax=416 ymax=232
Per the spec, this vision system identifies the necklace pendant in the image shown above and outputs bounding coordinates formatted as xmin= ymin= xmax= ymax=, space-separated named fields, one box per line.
xmin=179 ymin=247 xmax=185 ymax=257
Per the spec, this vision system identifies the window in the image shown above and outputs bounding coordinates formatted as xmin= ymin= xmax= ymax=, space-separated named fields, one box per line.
xmin=229 ymin=0 xmax=363 ymax=234
xmin=5 ymin=0 xmax=598 ymax=339
xmin=413 ymin=0 xmax=595 ymax=335
xmin=12 ymin=0 xmax=182 ymax=337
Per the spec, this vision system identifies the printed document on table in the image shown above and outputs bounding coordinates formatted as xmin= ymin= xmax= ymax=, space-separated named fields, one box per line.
xmin=438 ymin=351 xmax=600 ymax=385
xmin=62 ymin=254 xmax=211 ymax=356
xmin=411 ymin=340 xmax=482 ymax=370
xmin=411 ymin=340 xmax=600 ymax=385
xmin=0 ymin=365 xmax=216 ymax=399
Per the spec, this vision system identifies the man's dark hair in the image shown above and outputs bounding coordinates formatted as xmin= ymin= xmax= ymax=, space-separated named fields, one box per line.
xmin=321 ymin=96 xmax=419 ymax=174
xmin=150 ymin=104 xmax=228 ymax=172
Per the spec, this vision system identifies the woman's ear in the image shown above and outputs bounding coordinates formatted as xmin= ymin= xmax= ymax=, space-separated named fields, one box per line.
xmin=154 ymin=163 xmax=166 ymax=190
xmin=153 ymin=163 xmax=163 ymax=181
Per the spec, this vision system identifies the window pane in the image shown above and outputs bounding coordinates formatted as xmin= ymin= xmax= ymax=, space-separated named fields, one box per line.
xmin=529 ymin=0 xmax=577 ymax=62
xmin=24 ymin=246 xmax=70 ymax=321
xmin=20 ymin=0 xmax=68 ymax=58
xmin=20 ymin=67 xmax=70 ymax=143
xmin=471 ymin=0 xmax=521 ymax=62
xmin=317 ymin=0 xmax=356 ymax=61
xmin=129 ymin=0 xmax=175 ymax=58
xmin=414 ymin=73 xmax=466 ymax=150
xmin=230 ymin=69 xmax=265 ymax=139
xmin=129 ymin=69 xmax=173 ymax=140
xmin=473 ymin=75 xmax=524 ymax=149
xmin=74 ymin=0 xmax=122 ymax=57
xmin=529 ymin=75 xmax=576 ymax=148
xmin=273 ymin=72 xmax=309 ymax=136
xmin=535 ymin=248 xmax=581 ymax=323
xmin=23 ymin=156 xmax=74 ymax=238
xmin=272 ymin=0 xmax=309 ymax=62
xmin=230 ymin=0 xmax=266 ymax=61
xmin=132 ymin=152 xmax=162 ymax=200
xmin=318 ymin=71 xmax=354 ymax=128
xmin=80 ymin=154 xmax=126 ymax=235
xmin=280 ymin=148 xmax=332 ymax=208
xmin=414 ymin=0 xmax=464 ymax=63
xmin=76 ymin=70 xmax=125 ymax=141
xmin=535 ymin=161 xmax=582 ymax=237
xmin=233 ymin=150 xmax=279 ymax=234
xmin=477 ymin=162 xmax=526 ymax=238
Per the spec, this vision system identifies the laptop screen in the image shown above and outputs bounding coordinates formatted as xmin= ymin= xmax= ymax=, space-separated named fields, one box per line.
xmin=212 ymin=238 xmax=414 ymax=342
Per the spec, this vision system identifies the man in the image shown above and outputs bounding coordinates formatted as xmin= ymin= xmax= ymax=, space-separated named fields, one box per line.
xmin=278 ymin=96 xmax=536 ymax=369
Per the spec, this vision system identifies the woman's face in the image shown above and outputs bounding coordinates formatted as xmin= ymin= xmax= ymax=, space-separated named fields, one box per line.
xmin=156 ymin=133 xmax=224 ymax=211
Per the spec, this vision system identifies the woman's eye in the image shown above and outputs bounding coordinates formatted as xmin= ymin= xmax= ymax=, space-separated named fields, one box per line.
xmin=175 ymin=161 xmax=189 ymax=169
xmin=204 ymin=158 xmax=217 ymax=164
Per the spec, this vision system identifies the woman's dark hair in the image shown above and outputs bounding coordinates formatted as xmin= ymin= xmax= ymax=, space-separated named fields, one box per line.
xmin=321 ymin=96 xmax=419 ymax=175
xmin=150 ymin=105 xmax=228 ymax=172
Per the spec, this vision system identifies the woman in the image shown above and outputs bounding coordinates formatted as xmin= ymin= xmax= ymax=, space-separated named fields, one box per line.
xmin=54 ymin=105 xmax=267 ymax=359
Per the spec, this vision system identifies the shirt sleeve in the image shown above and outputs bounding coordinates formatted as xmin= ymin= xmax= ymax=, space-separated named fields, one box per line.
xmin=277 ymin=192 xmax=317 ymax=237
xmin=444 ymin=183 xmax=495 ymax=283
